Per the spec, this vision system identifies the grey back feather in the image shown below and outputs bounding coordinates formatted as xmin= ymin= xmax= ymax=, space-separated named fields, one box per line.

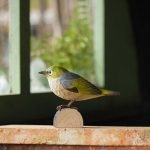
xmin=59 ymin=72 xmax=80 ymax=93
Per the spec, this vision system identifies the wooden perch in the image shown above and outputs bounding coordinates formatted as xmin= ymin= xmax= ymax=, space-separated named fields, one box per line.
xmin=53 ymin=108 xmax=83 ymax=128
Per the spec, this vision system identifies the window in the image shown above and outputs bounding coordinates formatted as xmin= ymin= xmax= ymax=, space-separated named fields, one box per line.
xmin=30 ymin=0 xmax=105 ymax=93
xmin=0 ymin=0 xmax=107 ymax=125
xmin=0 ymin=0 xmax=104 ymax=96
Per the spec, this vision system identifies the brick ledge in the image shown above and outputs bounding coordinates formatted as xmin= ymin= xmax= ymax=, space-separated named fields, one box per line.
xmin=0 ymin=125 xmax=150 ymax=146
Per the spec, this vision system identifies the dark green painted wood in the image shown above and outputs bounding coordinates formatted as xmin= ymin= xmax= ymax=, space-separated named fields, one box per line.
xmin=93 ymin=0 xmax=105 ymax=87
xmin=20 ymin=0 xmax=30 ymax=95
xmin=9 ymin=0 xmax=20 ymax=94
xmin=8 ymin=0 xmax=30 ymax=94
xmin=105 ymin=0 xmax=141 ymax=106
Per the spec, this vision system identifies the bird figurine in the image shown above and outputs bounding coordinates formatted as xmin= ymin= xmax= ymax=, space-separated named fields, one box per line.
xmin=39 ymin=65 xmax=120 ymax=110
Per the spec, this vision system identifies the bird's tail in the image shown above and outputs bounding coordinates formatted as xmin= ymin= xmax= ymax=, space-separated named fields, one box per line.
xmin=101 ymin=89 xmax=120 ymax=96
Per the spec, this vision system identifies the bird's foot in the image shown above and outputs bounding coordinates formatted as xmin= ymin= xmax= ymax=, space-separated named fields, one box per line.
xmin=56 ymin=105 xmax=78 ymax=111
xmin=56 ymin=105 xmax=68 ymax=111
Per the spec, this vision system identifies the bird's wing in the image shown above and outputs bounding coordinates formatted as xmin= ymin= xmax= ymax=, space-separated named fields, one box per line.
xmin=60 ymin=72 xmax=101 ymax=95
xmin=59 ymin=72 xmax=80 ymax=93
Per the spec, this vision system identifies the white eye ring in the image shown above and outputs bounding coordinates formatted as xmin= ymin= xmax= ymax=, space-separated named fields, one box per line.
xmin=47 ymin=70 xmax=52 ymax=75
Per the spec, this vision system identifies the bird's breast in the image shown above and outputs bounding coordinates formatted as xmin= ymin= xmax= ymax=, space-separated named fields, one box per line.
xmin=48 ymin=78 xmax=80 ymax=101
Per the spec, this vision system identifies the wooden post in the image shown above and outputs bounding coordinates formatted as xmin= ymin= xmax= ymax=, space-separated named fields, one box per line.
xmin=53 ymin=108 xmax=83 ymax=128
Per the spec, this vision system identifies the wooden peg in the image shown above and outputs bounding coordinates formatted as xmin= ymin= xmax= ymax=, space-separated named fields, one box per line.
xmin=53 ymin=108 xmax=83 ymax=128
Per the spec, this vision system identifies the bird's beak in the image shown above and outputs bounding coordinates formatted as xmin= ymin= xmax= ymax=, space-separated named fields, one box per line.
xmin=39 ymin=71 xmax=47 ymax=75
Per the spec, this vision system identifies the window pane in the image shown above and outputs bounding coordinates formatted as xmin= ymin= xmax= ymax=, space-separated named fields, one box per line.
xmin=30 ymin=0 xmax=97 ymax=93
xmin=0 ymin=0 xmax=10 ymax=94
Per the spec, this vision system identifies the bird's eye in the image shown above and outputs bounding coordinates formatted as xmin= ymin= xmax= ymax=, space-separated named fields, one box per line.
xmin=47 ymin=70 xmax=52 ymax=75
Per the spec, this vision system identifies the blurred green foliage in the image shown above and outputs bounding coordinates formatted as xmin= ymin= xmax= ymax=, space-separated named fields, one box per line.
xmin=31 ymin=11 xmax=95 ymax=82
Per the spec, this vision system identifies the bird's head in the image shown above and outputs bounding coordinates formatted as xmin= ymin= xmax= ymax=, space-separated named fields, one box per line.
xmin=39 ymin=65 xmax=68 ymax=79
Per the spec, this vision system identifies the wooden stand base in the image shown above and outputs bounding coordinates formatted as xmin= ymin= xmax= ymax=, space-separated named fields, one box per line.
xmin=53 ymin=108 xmax=83 ymax=128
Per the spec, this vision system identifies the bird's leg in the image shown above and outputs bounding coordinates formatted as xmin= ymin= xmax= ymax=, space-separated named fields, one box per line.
xmin=67 ymin=100 xmax=78 ymax=110
xmin=67 ymin=100 xmax=75 ymax=107
xmin=56 ymin=100 xmax=77 ymax=111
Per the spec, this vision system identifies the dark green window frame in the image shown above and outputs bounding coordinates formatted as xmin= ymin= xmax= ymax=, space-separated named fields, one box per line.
xmin=0 ymin=0 xmax=104 ymax=124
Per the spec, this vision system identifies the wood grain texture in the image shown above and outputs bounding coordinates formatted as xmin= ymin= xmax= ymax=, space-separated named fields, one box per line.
xmin=0 ymin=125 xmax=150 ymax=146
xmin=53 ymin=108 xmax=83 ymax=128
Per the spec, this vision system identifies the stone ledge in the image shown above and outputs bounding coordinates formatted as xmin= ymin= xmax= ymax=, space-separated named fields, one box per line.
xmin=0 ymin=125 xmax=150 ymax=146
